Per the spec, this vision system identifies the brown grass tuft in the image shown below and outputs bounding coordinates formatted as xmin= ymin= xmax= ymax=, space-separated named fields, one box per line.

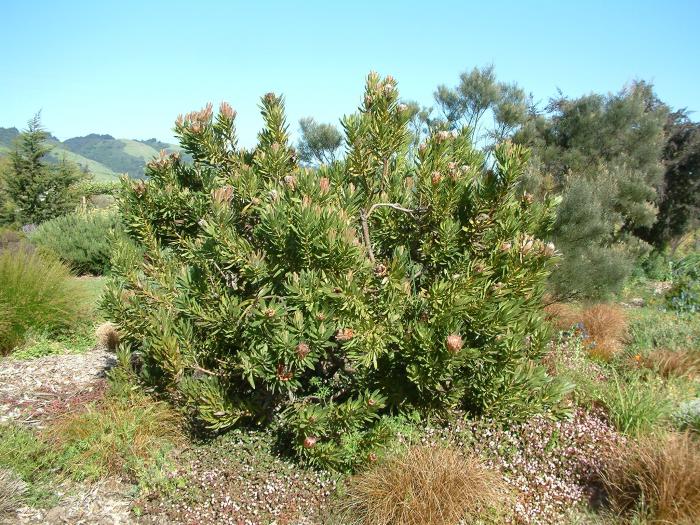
xmin=339 ymin=445 xmax=511 ymax=525
xmin=0 ymin=468 xmax=26 ymax=516
xmin=641 ymin=348 xmax=700 ymax=379
xmin=95 ymin=322 xmax=121 ymax=351
xmin=600 ymin=431 xmax=700 ymax=524
xmin=544 ymin=302 xmax=582 ymax=331
xmin=581 ymin=304 xmax=628 ymax=361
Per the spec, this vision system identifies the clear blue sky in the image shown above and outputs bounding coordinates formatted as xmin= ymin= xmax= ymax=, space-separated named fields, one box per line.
xmin=2 ymin=0 xmax=699 ymax=147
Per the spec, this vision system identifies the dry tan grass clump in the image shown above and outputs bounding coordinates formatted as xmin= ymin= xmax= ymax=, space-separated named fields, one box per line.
xmin=95 ymin=322 xmax=121 ymax=351
xmin=641 ymin=348 xmax=700 ymax=379
xmin=339 ymin=446 xmax=511 ymax=525
xmin=581 ymin=303 xmax=628 ymax=361
xmin=0 ymin=468 xmax=26 ymax=516
xmin=600 ymin=431 xmax=700 ymax=524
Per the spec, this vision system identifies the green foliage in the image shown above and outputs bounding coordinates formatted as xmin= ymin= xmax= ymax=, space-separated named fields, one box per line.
xmin=297 ymin=117 xmax=344 ymax=165
xmin=105 ymin=73 xmax=568 ymax=470
xmin=48 ymin=393 xmax=181 ymax=483
xmin=11 ymin=326 xmax=97 ymax=360
xmin=0 ymin=248 xmax=89 ymax=354
xmin=674 ymin=398 xmax=700 ymax=433
xmin=516 ymin=82 xmax=668 ymax=298
xmin=666 ymin=253 xmax=700 ymax=313
xmin=594 ymin=371 xmax=670 ymax=436
xmin=0 ymin=425 xmax=62 ymax=507
xmin=433 ymin=65 xmax=530 ymax=144
xmin=637 ymin=111 xmax=700 ymax=249
xmin=30 ymin=210 xmax=124 ymax=275
xmin=0 ymin=114 xmax=88 ymax=226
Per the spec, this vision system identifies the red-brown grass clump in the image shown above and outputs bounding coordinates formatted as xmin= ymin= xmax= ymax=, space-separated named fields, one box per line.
xmin=641 ymin=348 xmax=700 ymax=378
xmin=581 ymin=304 xmax=628 ymax=361
xmin=600 ymin=431 xmax=700 ymax=524
xmin=339 ymin=445 xmax=511 ymax=525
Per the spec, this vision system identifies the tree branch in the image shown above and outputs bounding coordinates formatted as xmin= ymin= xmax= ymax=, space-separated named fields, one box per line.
xmin=361 ymin=202 xmax=415 ymax=263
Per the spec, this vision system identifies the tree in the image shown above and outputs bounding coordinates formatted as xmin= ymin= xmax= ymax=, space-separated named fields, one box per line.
xmin=636 ymin=110 xmax=700 ymax=251
xmin=434 ymin=65 xmax=530 ymax=145
xmin=297 ymin=117 xmax=343 ymax=165
xmin=104 ymin=73 xmax=570 ymax=471
xmin=0 ymin=113 xmax=86 ymax=225
xmin=515 ymin=81 xmax=668 ymax=297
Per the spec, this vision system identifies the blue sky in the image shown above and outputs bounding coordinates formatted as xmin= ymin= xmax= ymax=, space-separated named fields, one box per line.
xmin=2 ymin=0 xmax=699 ymax=147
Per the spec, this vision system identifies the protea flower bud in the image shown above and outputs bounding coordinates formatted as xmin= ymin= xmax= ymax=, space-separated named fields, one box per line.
xmin=520 ymin=236 xmax=535 ymax=255
xmin=283 ymin=175 xmax=297 ymax=189
xmin=544 ymin=242 xmax=556 ymax=257
xmin=319 ymin=177 xmax=330 ymax=193
xmin=431 ymin=172 xmax=443 ymax=185
xmin=219 ymin=102 xmax=235 ymax=119
xmin=212 ymin=185 xmax=234 ymax=204
xmin=500 ymin=242 xmax=512 ymax=253
xmin=296 ymin=342 xmax=310 ymax=359
xmin=446 ymin=334 xmax=463 ymax=353
xmin=368 ymin=452 xmax=378 ymax=462
xmin=336 ymin=328 xmax=355 ymax=342
xmin=303 ymin=436 xmax=317 ymax=449
xmin=523 ymin=192 xmax=534 ymax=204
xmin=418 ymin=142 xmax=428 ymax=154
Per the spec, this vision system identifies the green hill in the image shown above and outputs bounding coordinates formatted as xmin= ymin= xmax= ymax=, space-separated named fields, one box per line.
xmin=0 ymin=127 xmax=181 ymax=181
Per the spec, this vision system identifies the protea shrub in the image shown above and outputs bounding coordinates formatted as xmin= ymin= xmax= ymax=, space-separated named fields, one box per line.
xmin=104 ymin=72 xmax=570 ymax=470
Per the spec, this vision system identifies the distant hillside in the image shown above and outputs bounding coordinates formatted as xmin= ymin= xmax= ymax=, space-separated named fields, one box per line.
xmin=0 ymin=127 xmax=181 ymax=181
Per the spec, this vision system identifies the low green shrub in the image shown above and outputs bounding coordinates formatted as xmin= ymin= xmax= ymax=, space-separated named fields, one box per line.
xmin=0 ymin=248 xmax=88 ymax=354
xmin=666 ymin=253 xmax=700 ymax=314
xmin=30 ymin=210 xmax=124 ymax=275
xmin=674 ymin=398 xmax=700 ymax=433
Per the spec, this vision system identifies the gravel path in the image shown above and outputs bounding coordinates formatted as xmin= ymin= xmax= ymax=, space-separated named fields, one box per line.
xmin=0 ymin=349 xmax=136 ymax=525
xmin=0 ymin=349 xmax=114 ymax=427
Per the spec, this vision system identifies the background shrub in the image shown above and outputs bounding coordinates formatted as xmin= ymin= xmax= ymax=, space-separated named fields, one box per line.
xmin=104 ymin=74 xmax=570 ymax=470
xmin=673 ymin=399 xmax=700 ymax=433
xmin=0 ymin=248 xmax=88 ymax=354
xmin=30 ymin=210 xmax=123 ymax=275
xmin=666 ymin=253 xmax=700 ymax=313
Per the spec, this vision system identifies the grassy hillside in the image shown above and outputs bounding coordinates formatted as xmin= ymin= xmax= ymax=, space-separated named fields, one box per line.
xmin=0 ymin=127 xmax=181 ymax=181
